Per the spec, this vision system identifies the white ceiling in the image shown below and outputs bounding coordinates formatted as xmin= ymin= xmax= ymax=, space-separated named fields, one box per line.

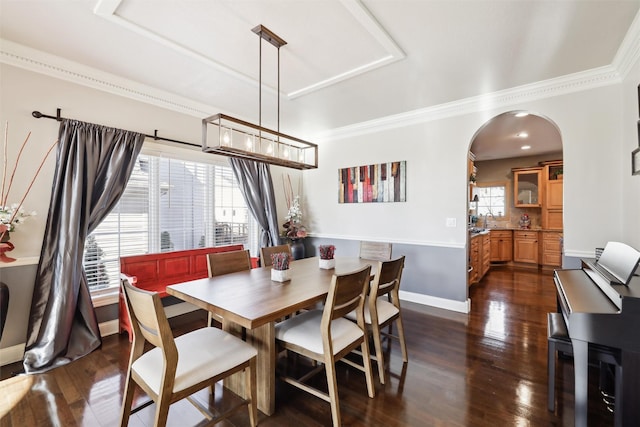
xmin=1 ymin=0 xmax=639 ymax=160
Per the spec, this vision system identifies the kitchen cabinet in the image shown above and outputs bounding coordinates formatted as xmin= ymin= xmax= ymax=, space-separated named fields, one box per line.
xmin=469 ymin=232 xmax=490 ymax=285
xmin=513 ymin=167 xmax=542 ymax=207
xmin=546 ymin=180 xmax=563 ymax=209
xmin=481 ymin=233 xmax=490 ymax=277
xmin=468 ymin=151 xmax=477 ymax=202
xmin=543 ymin=210 xmax=563 ymax=230
xmin=469 ymin=235 xmax=480 ymax=285
xmin=490 ymin=230 xmax=513 ymax=262
xmin=513 ymin=230 xmax=539 ymax=264
xmin=542 ymin=161 xmax=563 ymax=229
xmin=541 ymin=231 xmax=563 ymax=267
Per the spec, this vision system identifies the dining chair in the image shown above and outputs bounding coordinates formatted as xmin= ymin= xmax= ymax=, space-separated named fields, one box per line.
xmin=275 ymin=265 xmax=375 ymax=427
xmin=206 ymin=249 xmax=252 ymax=326
xmin=260 ymin=244 xmax=291 ymax=267
xmin=359 ymin=241 xmax=392 ymax=261
xmin=346 ymin=256 xmax=408 ymax=384
xmin=207 ymin=249 xmax=252 ymax=277
xmin=119 ymin=279 xmax=257 ymax=427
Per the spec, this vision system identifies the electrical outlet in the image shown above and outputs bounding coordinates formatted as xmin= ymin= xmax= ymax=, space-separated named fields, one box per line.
xmin=446 ymin=218 xmax=457 ymax=227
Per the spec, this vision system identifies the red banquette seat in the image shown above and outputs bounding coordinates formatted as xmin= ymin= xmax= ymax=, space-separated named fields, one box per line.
xmin=119 ymin=245 xmax=257 ymax=340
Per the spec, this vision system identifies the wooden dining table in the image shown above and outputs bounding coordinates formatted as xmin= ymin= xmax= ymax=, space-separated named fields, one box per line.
xmin=166 ymin=256 xmax=377 ymax=415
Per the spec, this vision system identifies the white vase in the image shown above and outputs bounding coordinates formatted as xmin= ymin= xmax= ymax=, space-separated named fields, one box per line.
xmin=271 ymin=268 xmax=291 ymax=282
xmin=319 ymin=258 xmax=335 ymax=269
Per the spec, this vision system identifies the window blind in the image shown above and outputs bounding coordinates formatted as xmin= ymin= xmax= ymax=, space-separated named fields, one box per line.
xmin=84 ymin=154 xmax=257 ymax=294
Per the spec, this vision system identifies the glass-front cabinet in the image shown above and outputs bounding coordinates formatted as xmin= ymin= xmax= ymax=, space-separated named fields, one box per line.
xmin=513 ymin=167 xmax=542 ymax=207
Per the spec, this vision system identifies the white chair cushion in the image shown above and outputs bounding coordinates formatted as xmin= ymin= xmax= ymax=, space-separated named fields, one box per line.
xmin=345 ymin=298 xmax=399 ymax=325
xmin=275 ymin=309 xmax=364 ymax=355
xmin=132 ymin=327 xmax=257 ymax=394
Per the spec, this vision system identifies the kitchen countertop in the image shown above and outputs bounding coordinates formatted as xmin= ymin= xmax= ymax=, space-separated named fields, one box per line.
xmin=469 ymin=227 xmax=562 ymax=237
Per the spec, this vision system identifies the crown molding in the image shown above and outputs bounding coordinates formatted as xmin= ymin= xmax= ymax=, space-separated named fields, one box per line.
xmin=612 ymin=7 xmax=640 ymax=80
xmin=315 ymin=64 xmax=622 ymax=142
xmin=0 ymin=38 xmax=213 ymax=118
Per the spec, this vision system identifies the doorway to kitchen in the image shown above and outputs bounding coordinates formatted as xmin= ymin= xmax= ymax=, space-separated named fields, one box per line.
xmin=467 ymin=110 xmax=563 ymax=291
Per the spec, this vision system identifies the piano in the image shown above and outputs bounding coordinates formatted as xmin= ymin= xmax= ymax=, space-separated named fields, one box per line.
xmin=554 ymin=241 xmax=640 ymax=427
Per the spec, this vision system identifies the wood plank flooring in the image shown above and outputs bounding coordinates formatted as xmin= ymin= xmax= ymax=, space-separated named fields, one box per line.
xmin=0 ymin=266 xmax=615 ymax=426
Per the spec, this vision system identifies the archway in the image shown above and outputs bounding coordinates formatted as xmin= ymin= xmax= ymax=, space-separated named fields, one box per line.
xmin=466 ymin=110 xmax=563 ymax=289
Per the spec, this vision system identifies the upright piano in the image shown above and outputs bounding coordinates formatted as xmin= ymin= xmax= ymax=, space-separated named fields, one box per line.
xmin=554 ymin=241 xmax=640 ymax=427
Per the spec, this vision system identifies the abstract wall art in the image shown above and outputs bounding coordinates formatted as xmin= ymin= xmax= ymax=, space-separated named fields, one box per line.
xmin=338 ymin=161 xmax=406 ymax=203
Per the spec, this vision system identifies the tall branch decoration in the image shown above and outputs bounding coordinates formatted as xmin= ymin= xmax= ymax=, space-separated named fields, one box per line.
xmin=0 ymin=122 xmax=57 ymax=261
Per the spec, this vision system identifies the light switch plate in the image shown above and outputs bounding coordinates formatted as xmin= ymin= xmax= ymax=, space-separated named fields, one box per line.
xmin=446 ymin=218 xmax=457 ymax=227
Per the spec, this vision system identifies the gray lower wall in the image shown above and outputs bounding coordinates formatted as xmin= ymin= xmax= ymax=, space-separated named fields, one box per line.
xmin=1 ymin=239 xmax=469 ymax=360
xmin=304 ymin=237 xmax=468 ymax=303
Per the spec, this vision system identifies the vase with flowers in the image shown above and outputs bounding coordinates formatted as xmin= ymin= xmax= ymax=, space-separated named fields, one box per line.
xmin=282 ymin=175 xmax=307 ymax=260
xmin=0 ymin=123 xmax=57 ymax=262
xmin=318 ymin=245 xmax=335 ymax=269
xmin=270 ymin=252 xmax=291 ymax=282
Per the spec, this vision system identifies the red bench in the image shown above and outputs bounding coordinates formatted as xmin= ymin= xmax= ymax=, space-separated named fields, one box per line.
xmin=119 ymin=245 xmax=257 ymax=340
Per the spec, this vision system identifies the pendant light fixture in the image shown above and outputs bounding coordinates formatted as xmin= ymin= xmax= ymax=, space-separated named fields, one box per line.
xmin=202 ymin=25 xmax=318 ymax=170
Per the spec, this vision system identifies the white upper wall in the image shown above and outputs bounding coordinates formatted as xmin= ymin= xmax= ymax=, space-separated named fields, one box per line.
xmin=305 ymin=80 xmax=631 ymax=257
xmin=1 ymin=55 xmax=638 ymax=260
xmin=622 ymin=57 xmax=640 ymax=250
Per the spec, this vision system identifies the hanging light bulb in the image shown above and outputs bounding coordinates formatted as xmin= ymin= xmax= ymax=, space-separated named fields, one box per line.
xmin=245 ymin=135 xmax=254 ymax=152
xmin=222 ymin=128 xmax=231 ymax=146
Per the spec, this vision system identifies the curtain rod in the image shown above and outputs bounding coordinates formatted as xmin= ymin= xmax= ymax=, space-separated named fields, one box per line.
xmin=32 ymin=108 xmax=201 ymax=148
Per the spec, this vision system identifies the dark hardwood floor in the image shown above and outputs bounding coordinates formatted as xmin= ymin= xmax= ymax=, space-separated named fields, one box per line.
xmin=0 ymin=266 xmax=615 ymax=426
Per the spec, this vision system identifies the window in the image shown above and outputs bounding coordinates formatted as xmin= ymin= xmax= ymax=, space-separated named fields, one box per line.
xmin=84 ymin=154 xmax=258 ymax=295
xmin=476 ymin=183 xmax=507 ymax=218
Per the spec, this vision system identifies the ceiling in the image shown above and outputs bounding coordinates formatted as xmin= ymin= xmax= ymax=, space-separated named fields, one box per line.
xmin=1 ymin=0 xmax=638 ymax=160
xmin=470 ymin=110 xmax=563 ymax=161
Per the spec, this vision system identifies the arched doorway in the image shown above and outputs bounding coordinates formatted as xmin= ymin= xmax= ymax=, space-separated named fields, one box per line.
xmin=467 ymin=110 xmax=563 ymax=289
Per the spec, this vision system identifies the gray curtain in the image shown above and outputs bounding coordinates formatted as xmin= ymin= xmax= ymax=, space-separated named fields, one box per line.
xmin=23 ymin=119 xmax=144 ymax=373
xmin=229 ymin=158 xmax=280 ymax=248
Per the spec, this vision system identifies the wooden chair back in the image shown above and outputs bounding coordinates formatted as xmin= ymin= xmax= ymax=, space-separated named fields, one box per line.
xmin=366 ymin=256 xmax=408 ymax=384
xmin=371 ymin=256 xmax=405 ymax=303
xmin=207 ymin=249 xmax=252 ymax=277
xmin=359 ymin=241 xmax=392 ymax=261
xmin=260 ymin=244 xmax=291 ymax=267
xmin=120 ymin=279 xmax=178 ymax=383
xmin=323 ymin=265 xmax=372 ymax=327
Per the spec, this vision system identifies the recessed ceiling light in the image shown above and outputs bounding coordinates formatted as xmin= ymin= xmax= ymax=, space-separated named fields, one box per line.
xmin=516 ymin=132 xmax=529 ymax=138
xmin=521 ymin=145 xmax=531 ymax=150
xmin=515 ymin=112 xmax=529 ymax=117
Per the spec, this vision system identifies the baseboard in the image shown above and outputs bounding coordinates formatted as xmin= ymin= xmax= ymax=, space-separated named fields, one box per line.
xmin=98 ymin=319 xmax=120 ymax=337
xmin=399 ymin=290 xmax=471 ymax=314
xmin=0 ymin=343 xmax=25 ymax=366
xmin=164 ymin=301 xmax=199 ymax=318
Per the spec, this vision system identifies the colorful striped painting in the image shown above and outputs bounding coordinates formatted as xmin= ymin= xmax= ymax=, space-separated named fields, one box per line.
xmin=338 ymin=161 xmax=406 ymax=203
